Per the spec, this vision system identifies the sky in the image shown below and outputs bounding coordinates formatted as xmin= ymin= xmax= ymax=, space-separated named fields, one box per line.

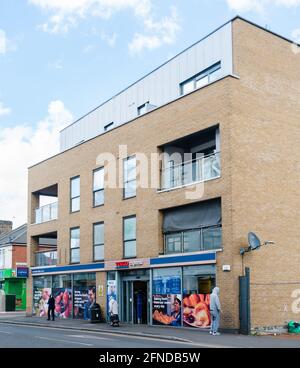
xmin=0 ymin=0 xmax=300 ymax=228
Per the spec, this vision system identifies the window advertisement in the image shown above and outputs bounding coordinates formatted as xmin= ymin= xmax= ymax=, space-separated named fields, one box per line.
xmin=33 ymin=276 xmax=52 ymax=318
xmin=52 ymin=274 xmax=72 ymax=319
xmin=182 ymin=265 xmax=216 ymax=329
xmin=73 ymin=273 xmax=96 ymax=320
xmin=152 ymin=267 xmax=182 ymax=326
xmin=106 ymin=272 xmax=117 ymax=319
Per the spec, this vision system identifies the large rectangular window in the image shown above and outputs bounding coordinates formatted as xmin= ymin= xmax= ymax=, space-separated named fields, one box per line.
xmin=180 ymin=62 xmax=221 ymax=96
xmin=93 ymin=167 xmax=104 ymax=207
xmin=123 ymin=216 xmax=136 ymax=258
xmin=93 ymin=222 xmax=104 ymax=261
xmin=70 ymin=176 xmax=80 ymax=212
xmin=70 ymin=227 xmax=80 ymax=263
xmin=123 ymin=156 xmax=136 ymax=199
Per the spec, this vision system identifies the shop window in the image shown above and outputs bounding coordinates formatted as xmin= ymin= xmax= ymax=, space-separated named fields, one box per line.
xmin=182 ymin=265 xmax=216 ymax=329
xmin=52 ymin=274 xmax=72 ymax=319
xmin=32 ymin=276 xmax=52 ymax=318
xmin=73 ymin=273 xmax=96 ymax=320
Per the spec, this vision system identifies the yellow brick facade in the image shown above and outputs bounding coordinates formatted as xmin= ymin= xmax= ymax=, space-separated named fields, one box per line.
xmin=26 ymin=18 xmax=300 ymax=331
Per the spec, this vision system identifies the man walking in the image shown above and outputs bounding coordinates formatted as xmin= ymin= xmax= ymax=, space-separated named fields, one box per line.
xmin=210 ymin=287 xmax=221 ymax=336
xmin=47 ymin=294 xmax=55 ymax=321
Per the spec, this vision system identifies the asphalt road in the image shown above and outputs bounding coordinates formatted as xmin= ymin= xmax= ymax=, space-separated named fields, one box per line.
xmin=0 ymin=323 xmax=209 ymax=348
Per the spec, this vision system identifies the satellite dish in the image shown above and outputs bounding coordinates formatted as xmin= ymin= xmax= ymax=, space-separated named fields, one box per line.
xmin=248 ymin=232 xmax=261 ymax=251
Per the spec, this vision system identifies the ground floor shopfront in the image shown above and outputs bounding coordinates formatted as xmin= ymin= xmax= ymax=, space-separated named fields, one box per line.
xmin=0 ymin=268 xmax=27 ymax=311
xmin=30 ymin=252 xmax=218 ymax=329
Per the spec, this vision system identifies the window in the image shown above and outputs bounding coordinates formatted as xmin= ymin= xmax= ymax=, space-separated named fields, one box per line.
xmin=164 ymin=226 xmax=222 ymax=254
xmin=70 ymin=176 xmax=80 ymax=212
xmin=93 ymin=167 xmax=104 ymax=207
xmin=70 ymin=227 xmax=80 ymax=263
xmin=137 ymin=102 xmax=148 ymax=116
xmin=123 ymin=216 xmax=136 ymax=258
xmin=123 ymin=156 xmax=136 ymax=199
xmin=93 ymin=222 xmax=104 ymax=261
xmin=180 ymin=61 xmax=221 ymax=96
xmin=104 ymin=122 xmax=114 ymax=132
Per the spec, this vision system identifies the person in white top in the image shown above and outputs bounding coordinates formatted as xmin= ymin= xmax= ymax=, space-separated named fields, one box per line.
xmin=109 ymin=297 xmax=119 ymax=326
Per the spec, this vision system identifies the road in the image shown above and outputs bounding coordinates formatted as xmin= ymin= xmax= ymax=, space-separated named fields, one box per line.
xmin=0 ymin=323 xmax=213 ymax=348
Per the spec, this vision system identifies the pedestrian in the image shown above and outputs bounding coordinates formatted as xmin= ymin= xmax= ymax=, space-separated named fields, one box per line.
xmin=47 ymin=294 xmax=55 ymax=321
xmin=209 ymin=287 xmax=221 ymax=336
xmin=109 ymin=297 xmax=119 ymax=327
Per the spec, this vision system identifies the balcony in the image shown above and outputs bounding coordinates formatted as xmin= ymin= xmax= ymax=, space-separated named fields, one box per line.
xmin=35 ymin=202 xmax=58 ymax=224
xmin=35 ymin=250 xmax=57 ymax=267
xmin=161 ymin=152 xmax=220 ymax=191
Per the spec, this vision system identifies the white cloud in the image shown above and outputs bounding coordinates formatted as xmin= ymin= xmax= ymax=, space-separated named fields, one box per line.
xmin=0 ymin=102 xmax=11 ymax=117
xmin=101 ymin=31 xmax=118 ymax=47
xmin=0 ymin=100 xmax=72 ymax=227
xmin=0 ymin=29 xmax=8 ymax=54
xmin=226 ymin=0 xmax=300 ymax=12
xmin=48 ymin=59 xmax=63 ymax=70
xmin=129 ymin=7 xmax=181 ymax=55
xmin=29 ymin=0 xmax=152 ymax=34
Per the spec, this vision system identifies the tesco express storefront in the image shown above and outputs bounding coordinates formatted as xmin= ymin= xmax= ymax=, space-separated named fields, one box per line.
xmin=31 ymin=251 xmax=217 ymax=329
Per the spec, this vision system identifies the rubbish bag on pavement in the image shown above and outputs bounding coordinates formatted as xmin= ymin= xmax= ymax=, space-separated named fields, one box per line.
xmin=288 ymin=321 xmax=300 ymax=334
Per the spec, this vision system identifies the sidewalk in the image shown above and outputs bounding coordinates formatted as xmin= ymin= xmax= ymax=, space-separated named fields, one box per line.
xmin=0 ymin=314 xmax=299 ymax=348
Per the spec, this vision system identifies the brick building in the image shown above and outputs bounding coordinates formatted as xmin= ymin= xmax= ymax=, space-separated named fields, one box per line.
xmin=26 ymin=17 xmax=300 ymax=331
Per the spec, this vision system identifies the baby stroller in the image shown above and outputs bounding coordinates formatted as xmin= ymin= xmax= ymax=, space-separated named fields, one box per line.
xmin=110 ymin=313 xmax=120 ymax=327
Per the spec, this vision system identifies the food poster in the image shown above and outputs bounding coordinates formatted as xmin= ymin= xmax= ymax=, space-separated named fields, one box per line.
xmin=33 ymin=287 xmax=51 ymax=317
xmin=73 ymin=286 xmax=96 ymax=320
xmin=52 ymin=288 xmax=72 ymax=319
xmin=152 ymin=294 xmax=182 ymax=327
xmin=183 ymin=293 xmax=211 ymax=328
xmin=106 ymin=280 xmax=117 ymax=319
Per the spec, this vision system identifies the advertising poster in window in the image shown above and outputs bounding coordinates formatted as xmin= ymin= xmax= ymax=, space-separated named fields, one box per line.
xmin=33 ymin=287 xmax=51 ymax=317
xmin=182 ymin=293 xmax=211 ymax=328
xmin=73 ymin=286 xmax=96 ymax=320
xmin=52 ymin=288 xmax=73 ymax=319
xmin=152 ymin=271 xmax=182 ymax=327
xmin=106 ymin=280 xmax=117 ymax=319
xmin=152 ymin=294 xmax=182 ymax=326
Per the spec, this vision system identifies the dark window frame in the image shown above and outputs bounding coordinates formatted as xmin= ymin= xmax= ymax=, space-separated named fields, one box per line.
xmin=93 ymin=222 xmax=104 ymax=262
xmin=70 ymin=175 xmax=80 ymax=213
xmin=123 ymin=155 xmax=137 ymax=200
xmin=93 ymin=167 xmax=104 ymax=207
xmin=123 ymin=215 xmax=137 ymax=259
xmin=70 ymin=226 xmax=80 ymax=264
xmin=180 ymin=61 xmax=221 ymax=96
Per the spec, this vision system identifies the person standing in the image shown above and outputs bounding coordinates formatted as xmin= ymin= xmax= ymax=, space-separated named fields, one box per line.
xmin=47 ymin=294 xmax=56 ymax=321
xmin=209 ymin=287 xmax=221 ymax=336
xmin=109 ymin=297 xmax=119 ymax=326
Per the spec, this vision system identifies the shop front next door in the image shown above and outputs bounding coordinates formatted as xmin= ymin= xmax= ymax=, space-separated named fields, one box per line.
xmin=122 ymin=280 xmax=149 ymax=324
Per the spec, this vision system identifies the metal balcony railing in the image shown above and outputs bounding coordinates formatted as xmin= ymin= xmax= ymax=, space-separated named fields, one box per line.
xmin=161 ymin=152 xmax=221 ymax=190
xmin=35 ymin=202 xmax=58 ymax=224
xmin=35 ymin=250 xmax=57 ymax=267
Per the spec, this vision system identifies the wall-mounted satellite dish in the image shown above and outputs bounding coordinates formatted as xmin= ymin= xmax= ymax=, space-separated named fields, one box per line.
xmin=248 ymin=232 xmax=261 ymax=251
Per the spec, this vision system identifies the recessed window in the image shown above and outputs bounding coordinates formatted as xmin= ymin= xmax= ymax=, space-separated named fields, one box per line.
xmin=104 ymin=122 xmax=114 ymax=132
xmin=123 ymin=216 xmax=136 ymax=258
xmin=93 ymin=222 xmax=104 ymax=261
xmin=180 ymin=61 xmax=221 ymax=96
xmin=137 ymin=102 xmax=149 ymax=116
xmin=93 ymin=167 xmax=104 ymax=207
xmin=123 ymin=156 xmax=136 ymax=199
xmin=70 ymin=227 xmax=80 ymax=263
xmin=70 ymin=176 xmax=80 ymax=212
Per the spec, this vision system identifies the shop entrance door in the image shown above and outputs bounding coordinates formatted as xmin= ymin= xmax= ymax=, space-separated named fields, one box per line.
xmin=122 ymin=280 xmax=149 ymax=324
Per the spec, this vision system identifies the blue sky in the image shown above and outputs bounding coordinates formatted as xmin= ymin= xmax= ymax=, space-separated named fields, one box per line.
xmin=0 ymin=0 xmax=300 ymax=227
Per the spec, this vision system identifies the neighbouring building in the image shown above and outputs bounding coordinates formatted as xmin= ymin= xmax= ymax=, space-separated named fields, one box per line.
xmin=27 ymin=16 xmax=300 ymax=332
xmin=0 ymin=224 xmax=28 ymax=310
